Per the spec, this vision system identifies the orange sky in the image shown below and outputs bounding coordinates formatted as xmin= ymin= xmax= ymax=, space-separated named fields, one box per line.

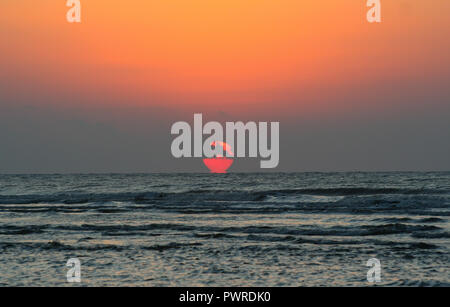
xmin=1 ymin=0 xmax=449 ymax=116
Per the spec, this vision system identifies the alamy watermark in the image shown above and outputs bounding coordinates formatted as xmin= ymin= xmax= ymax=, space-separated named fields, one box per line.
xmin=66 ymin=0 xmax=81 ymax=23
xmin=66 ymin=1 xmax=381 ymax=24
xmin=366 ymin=258 xmax=381 ymax=283
xmin=171 ymin=114 xmax=279 ymax=169
xmin=63 ymin=256 xmax=381 ymax=284
xmin=66 ymin=258 xmax=81 ymax=283
xmin=367 ymin=0 xmax=382 ymax=23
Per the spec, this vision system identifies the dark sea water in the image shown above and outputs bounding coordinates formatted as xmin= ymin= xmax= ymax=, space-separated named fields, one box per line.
xmin=0 ymin=172 xmax=448 ymax=286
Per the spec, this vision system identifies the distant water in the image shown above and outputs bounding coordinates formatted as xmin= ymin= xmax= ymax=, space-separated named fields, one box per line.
xmin=0 ymin=173 xmax=448 ymax=286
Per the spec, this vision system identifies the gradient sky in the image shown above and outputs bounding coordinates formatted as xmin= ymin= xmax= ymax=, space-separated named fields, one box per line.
xmin=1 ymin=0 xmax=449 ymax=172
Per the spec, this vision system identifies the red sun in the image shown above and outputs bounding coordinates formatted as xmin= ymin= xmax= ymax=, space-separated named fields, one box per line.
xmin=203 ymin=141 xmax=234 ymax=173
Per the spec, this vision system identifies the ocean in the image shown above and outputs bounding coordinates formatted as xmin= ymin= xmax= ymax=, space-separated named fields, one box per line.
xmin=0 ymin=172 xmax=448 ymax=286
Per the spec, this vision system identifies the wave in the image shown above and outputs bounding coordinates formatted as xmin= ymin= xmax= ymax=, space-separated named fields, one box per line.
xmin=0 ymin=194 xmax=448 ymax=218
xmin=0 ymin=235 xmax=441 ymax=254
xmin=373 ymin=217 xmax=445 ymax=223
xmin=60 ymin=222 xmax=443 ymax=236
xmin=411 ymin=231 xmax=450 ymax=239
xmin=195 ymin=232 xmax=446 ymax=250
xmin=0 ymin=240 xmax=202 ymax=252
xmin=221 ymin=240 xmax=440 ymax=253
xmin=0 ymin=187 xmax=448 ymax=205
xmin=0 ymin=223 xmax=444 ymax=238
xmin=259 ymin=187 xmax=449 ymax=196
xmin=0 ymin=225 xmax=47 ymax=235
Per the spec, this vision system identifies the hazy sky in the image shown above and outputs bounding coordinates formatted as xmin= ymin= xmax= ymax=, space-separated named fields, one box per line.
xmin=0 ymin=1 xmax=449 ymax=173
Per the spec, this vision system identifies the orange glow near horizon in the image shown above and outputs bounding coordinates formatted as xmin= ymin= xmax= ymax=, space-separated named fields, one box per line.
xmin=1 ymin=1 xmax=449 ymax=116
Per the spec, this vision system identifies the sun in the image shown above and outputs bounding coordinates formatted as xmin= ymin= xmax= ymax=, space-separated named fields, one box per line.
xmin=203 ymin=141 xmax=234 ymax=173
